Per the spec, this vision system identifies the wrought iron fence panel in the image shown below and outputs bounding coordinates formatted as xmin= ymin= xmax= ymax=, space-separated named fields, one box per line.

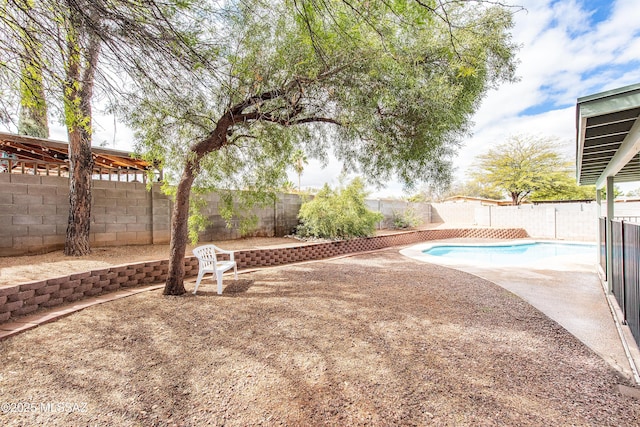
xmin=600 ymin=217 xmax=607 ymax=274
xmin=611 ymin=220 xmax=625 ymax=309
xmin=623 ymin=222 xmax=640 ymax=346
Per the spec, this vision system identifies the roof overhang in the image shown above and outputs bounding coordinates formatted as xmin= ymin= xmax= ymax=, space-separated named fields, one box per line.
xmin=576 ymin=83 xmax=640 ymax=189
xmin=0 ymin=131 xmax=153 ymax=173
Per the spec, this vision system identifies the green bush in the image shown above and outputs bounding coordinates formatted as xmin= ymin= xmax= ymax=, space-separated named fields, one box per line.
xmin=391 ymin=207 xmax=422 ymax=229
xmin=297 ymin=178 xmax=383 ymax=239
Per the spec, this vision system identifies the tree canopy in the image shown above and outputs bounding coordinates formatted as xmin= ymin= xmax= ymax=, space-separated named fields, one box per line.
xmin=124 ymin=1 xmax=518 ymax=187
xmin=470 ymin=135 xmax=580 ymax=205
xmin=528 ymin=173 xmax=596 ymax=201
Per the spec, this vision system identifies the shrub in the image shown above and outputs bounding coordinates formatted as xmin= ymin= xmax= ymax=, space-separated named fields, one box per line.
xmin=391 ymin=207 xmax=422 ymax=229
xmin=297 ymin=178 xmax=383 ymax=239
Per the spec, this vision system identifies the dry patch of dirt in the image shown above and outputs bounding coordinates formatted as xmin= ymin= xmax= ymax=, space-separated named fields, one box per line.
xmin=1 ymin=249 xmax=639 ymax=426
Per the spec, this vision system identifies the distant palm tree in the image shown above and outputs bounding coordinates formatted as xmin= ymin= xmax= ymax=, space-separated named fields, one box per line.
xmin=280 ymin=180 xmax=297 ymax=193
xmin=292 ymin=149 xmax=308 ymax=191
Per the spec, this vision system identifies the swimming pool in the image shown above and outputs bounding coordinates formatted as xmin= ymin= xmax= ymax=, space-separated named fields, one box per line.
xmin=401 ymin=241 xmax=597 ymax=268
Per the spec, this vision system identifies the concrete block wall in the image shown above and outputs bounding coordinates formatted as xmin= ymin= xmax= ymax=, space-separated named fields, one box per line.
xmin=430 ymin=202 xmax=477 ymax=225
xmin=0 ymin=227 xmax=528 ymax=324
xmin=472 ymin=203 xmax=599 ymax=241
xmin=610 ymin=201 xmax=640 ymax=219
xmin=91 ymin=180 xmax=155 ymax=247
xmin=0 ymin=174 xmax=172 ymax=256
xmin=0 ymin=174 xmax=70 ymax=255
xmin=555 ymin=204 xmax=598 ymax=240
xmin=0 ymin=174 xmax=304 ymax=256
xmin=489 ymin=205 xmax=557 ymax=238
xmin=195 ymin=192 xmax=242 ymax=242
xmin=276 ymin=193 xmax=305 ymax=236
xmin=151 ymin=183 xmax=172 ymax=244
xmin=195 ymin=192 xmax=304 ymax=242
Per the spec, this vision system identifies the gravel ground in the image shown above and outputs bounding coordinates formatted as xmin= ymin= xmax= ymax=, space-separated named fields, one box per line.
xmin=1 ymin=247 xmax=639 ymax=426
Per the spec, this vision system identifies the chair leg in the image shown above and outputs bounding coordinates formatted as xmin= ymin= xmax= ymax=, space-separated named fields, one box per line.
xmin=216 ymin=271 xmax=223 ymax=295
xmin=233 ymin=264 xmax=238 ymax=280
xmin=193 ymin=270 xmax=205 ymax=295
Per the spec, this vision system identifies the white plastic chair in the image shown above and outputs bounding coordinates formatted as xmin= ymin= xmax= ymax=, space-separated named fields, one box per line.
xmin=192 ymin=244 xmax=238 ymax=295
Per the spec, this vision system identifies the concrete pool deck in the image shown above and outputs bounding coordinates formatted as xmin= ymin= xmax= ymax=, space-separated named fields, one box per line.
xmin=401 ymin=239 xmax=640 ymax=384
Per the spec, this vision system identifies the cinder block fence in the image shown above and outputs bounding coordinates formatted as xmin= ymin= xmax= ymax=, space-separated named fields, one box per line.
xmin=0 ymin=174 xmax=305 ymax=256
xmin=0 ymin=227 xmax=528 ymax=324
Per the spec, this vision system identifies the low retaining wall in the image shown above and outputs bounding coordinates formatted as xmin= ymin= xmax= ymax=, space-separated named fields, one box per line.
xmin=0 ymin=227 xmax=528 ymax=323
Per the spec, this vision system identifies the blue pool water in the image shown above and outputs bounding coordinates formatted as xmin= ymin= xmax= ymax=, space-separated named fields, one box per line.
xmin=422 ymin=242 xmax=596 ymax=266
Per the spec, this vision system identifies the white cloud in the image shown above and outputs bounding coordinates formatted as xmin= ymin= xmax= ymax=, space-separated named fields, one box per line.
xmin=451 ymin=0 xmax=640 ymax=193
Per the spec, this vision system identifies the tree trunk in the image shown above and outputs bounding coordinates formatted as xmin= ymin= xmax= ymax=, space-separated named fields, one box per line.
xmin=163 ymin=115 xmax=232 ymax=295
xmin=164 ymin=164 xmax=197 ymax=295
xmin=62 ymin=10 xmax=100 ymax=256
xmin=64 ymin=127 xmax=93 ymax=255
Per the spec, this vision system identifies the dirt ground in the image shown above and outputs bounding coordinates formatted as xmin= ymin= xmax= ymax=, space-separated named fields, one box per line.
xmin=0 ymin=237 xmax=309 ymax=287
xmin=1 ymin=246 xmax=639 ymax=426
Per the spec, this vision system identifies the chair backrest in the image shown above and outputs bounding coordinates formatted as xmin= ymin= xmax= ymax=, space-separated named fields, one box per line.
xmin=193 ymin=245 xmax=218 ymax=263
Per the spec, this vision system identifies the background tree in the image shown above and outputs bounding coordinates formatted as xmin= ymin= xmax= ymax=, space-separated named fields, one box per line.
xmin=60 ymin=5 xmax=102 ymax=256
xmin=1 ymin=1 xmax=98 ymax=254
xmin=16 ymin=2 xmax=49 ymax=138
xmin=470 ymin=135 xmax=570 ymax=205
xmin=458 ymin=179 xmax=506 ymax=200
xmin=291 ymin=149 xmax=308 ymax=192
xmin=625 ymin=187 xmax=640 ymax=198
xmin=280 ymin=180 xmax=297 ymax=194
xmin=117 ymin=0 xmax=518 ymax=295
xmin=528 ymin=173 xmax=596 ymax=201
xmin=408 ymin=176 xmax=505 ymax=202
xmin=0 ymin=0 xmax=210 ymax=255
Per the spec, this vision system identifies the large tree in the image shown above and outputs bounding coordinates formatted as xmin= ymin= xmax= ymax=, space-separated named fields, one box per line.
xmin=115 ymin=0 xmax=519 ymax=295
xmin=470 ymin=134 xmax=572 ymax=205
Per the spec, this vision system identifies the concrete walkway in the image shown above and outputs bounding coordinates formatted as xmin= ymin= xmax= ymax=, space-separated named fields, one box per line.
xmin=401 ymin=239 xmax=640 ymax=384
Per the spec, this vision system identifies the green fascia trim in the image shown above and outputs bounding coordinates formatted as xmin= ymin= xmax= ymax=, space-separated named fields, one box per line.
xmin=577 ymin=83 xmax=640 ymax=118
xmin=578 ymin=82 xmax=640 ymax=104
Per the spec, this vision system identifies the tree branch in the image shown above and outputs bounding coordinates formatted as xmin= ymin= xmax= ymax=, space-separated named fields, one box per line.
xmin=232 ymin=108 xmax=341 ymax=128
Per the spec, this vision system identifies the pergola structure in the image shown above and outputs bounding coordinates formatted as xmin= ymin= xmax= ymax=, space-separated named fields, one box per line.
xmin=0 ymin=132 xmax=161 ymax=182
xmin=576 ymin=83 xmax=640 ymax=282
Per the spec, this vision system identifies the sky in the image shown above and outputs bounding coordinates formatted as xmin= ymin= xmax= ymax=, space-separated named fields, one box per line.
xmin=43 ymin=0 xmax=640 ymax=198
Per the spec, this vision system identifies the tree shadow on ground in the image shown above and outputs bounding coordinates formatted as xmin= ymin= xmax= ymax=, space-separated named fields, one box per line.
xmin=190 ymin=279 xmax=255 ymax=296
